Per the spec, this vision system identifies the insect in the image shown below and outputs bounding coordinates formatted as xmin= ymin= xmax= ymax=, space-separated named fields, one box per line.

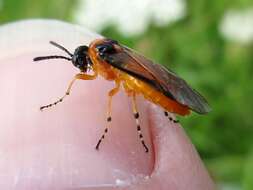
xmin=33 ymin=38 xmax=211 ymax=153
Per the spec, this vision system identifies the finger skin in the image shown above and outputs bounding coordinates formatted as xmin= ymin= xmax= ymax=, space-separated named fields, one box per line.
xmin=0 ymin=19 xmax=215 ymax=190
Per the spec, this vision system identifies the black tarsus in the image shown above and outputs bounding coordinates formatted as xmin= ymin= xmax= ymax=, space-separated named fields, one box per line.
xmin=134 ymin=112 xmax=149 ymax=153
xmin=95 ymin=127 xmax=109 ymax=150
xmin=164 ymin=111 xmax=180 ymax=123
xmin=40 ymin=96 xmax=64 ymax=111
xmin=142 ymin=141 xmax=149 ymax=153
xmin=96 ymin=116 xmax=111 ymax=150
xmin=95 ymin=140 xmax=102 ymax=150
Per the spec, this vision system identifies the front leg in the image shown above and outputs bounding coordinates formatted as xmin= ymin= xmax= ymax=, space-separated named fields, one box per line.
xmin=40 ymin=72 xmax=97 ymax=111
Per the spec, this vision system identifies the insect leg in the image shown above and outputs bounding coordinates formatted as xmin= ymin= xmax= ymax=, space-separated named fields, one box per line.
xmin=40 ymin=73 xmax=97 ymax=111
xmin=95 ymin=80 xmax=120 ymax=150
xmin=131 ymin=95 xmax=149 ymax=153
xmin=164 ymin=111 xmax=179 ymax=123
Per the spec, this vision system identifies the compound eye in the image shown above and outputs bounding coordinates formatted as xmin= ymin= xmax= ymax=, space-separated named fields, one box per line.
xmin=106 ymin=39 xmax=118 ymax=44
xmin=96 ymin=43 xmax=116 ymax=56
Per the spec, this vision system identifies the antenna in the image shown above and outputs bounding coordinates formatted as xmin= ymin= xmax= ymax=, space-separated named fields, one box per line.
xmin=33 ymin=41 xmax=73 ymax=62
xmin=49 ymin=41 xmax=73 ymax=57
xmin=33 ymin=55 xmax=71 ymax=62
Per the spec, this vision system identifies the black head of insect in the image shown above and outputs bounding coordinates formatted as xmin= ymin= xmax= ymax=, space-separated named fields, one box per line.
xmin=33 ymin=41 xmax=92 ymax=73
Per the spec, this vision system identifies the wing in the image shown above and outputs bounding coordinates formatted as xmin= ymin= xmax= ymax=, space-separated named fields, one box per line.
xmin=104 ymin=45 xmax=211 ymax=114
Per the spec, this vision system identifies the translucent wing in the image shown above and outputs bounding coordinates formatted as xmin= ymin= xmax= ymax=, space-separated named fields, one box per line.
xmin=105 ymin=45 xmax=211 ymax=114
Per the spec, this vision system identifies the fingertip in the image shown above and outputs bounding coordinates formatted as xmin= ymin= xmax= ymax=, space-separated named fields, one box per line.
xmin=0 ymin=19 xmax=154 ymax=189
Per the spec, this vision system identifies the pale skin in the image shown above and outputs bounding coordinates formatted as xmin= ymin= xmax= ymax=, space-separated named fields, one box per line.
xmin=0 ymin=20 xmax=216 ymax=190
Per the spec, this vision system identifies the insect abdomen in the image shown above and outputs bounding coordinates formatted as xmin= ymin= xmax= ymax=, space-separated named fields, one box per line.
xmin=122 ymin=74 xmax=190 ymax=116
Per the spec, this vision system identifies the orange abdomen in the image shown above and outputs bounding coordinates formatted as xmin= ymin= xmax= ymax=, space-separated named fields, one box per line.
xmin=122 ymin=73 xmax=190 ymax=116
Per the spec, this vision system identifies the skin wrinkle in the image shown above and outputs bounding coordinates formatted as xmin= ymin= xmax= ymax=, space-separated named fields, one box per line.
xmin=147 ymin=107 xmax=215 ymax=190
xmin=0 ymin=20 xmax=215 ymax=190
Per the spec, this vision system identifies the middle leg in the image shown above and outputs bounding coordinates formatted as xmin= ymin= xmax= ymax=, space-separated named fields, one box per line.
xmin=95 ymin=80 xmax=121 ymax=150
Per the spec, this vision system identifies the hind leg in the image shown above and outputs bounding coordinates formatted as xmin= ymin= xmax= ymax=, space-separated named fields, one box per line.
xmin=164 ymin=111 xmax=179 ymax=123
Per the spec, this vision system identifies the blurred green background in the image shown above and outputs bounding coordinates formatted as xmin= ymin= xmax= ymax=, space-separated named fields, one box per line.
xmin=0 ymin=0 xmax=253 ymax=189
